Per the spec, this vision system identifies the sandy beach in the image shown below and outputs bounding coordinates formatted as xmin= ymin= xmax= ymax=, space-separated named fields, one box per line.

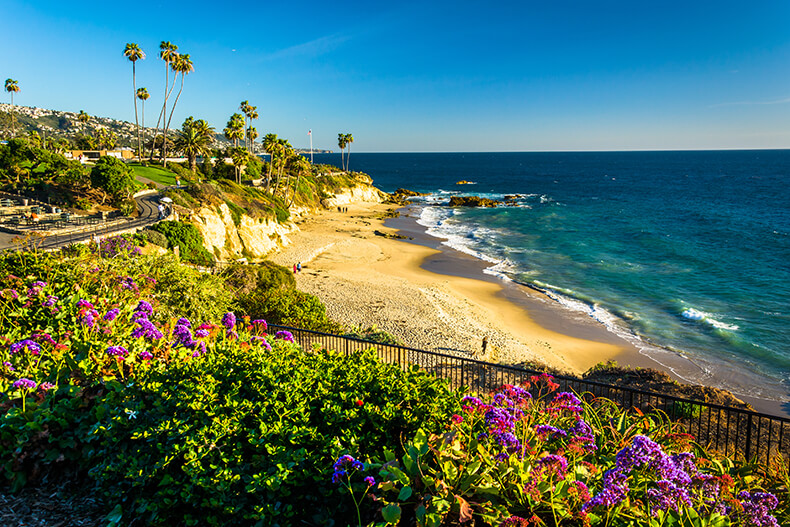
xmin=271 ymin=199 xmax=650 ymax=375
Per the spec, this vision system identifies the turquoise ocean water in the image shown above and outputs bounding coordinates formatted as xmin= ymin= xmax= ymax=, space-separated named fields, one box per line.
xmin=314 ymin=151 xmax=790 ymax=402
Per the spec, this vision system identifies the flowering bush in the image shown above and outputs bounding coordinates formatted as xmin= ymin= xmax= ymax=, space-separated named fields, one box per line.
xmin=347 ymin=377 xmax=783 ymax=526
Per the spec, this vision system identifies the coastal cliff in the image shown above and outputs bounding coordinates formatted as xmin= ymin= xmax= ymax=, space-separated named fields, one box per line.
xmin=183 ymin=183 xmax=386 ymax=261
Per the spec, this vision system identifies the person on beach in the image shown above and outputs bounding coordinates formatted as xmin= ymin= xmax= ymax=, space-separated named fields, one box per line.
xmin=481 ymin=336 xmax=488 ymax=356
xmin=297 ymin=262 xmax=302 ymax=273
xmin=157 ymin=204 xmax=165 ymax=219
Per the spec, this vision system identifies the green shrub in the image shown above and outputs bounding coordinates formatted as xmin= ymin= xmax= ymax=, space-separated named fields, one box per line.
xmin=239 ymin=288 xmax=336 ymax=331
xmin=148 ymin=221 xmax=214 ymax=267
xmin=222 ymin=261 xmax=295 ymax=296
xmin=144 ymin=228 xmax=169 ymax=248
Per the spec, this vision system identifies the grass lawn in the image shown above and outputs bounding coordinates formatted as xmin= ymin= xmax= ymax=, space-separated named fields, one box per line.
xmin=129 ymin=163 xmax=177 ymax=187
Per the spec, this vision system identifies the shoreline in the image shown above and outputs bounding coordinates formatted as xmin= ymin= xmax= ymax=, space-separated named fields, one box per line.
xmin=270 ymin=198 xmax=787 ymax=417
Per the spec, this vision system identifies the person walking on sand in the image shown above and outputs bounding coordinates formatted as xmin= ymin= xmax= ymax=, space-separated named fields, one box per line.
xmin=297 ymin=262 xmax=302 ymax=273
xmin=293 ymin=263 xmax=297 ymax=274
xmin=481 ymin=336 xmax=489 ymax=357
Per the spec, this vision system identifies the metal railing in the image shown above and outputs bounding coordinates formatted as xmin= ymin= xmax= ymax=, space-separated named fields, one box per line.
xmin=269 ymin=324 xmax=790 ymax=466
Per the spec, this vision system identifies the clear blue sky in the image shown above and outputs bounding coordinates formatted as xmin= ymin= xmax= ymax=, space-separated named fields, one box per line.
xmin=1 ymin=0 xmax=788 ymax=152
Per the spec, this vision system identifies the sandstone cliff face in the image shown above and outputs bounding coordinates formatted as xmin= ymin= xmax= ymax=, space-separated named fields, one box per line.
xmin=184 ymin=184 xmax=384 ymax=261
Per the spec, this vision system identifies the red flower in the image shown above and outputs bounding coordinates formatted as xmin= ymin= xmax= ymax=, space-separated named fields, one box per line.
xmin=355 ymin=399 xmax=364 ymax=406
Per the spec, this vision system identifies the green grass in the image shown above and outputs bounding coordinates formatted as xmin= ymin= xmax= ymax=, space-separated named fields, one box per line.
xmin=129 ymin=163 xmax=177 ymax=187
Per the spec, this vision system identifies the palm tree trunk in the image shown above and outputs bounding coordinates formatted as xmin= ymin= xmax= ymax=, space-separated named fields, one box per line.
xmin=346 ymin=144 xmax=351 ymax=172
xmin=150 ymin=64 xmax=169 ymax=160
xmin=164 ymin=74 xmax=186 ymax=167
xmin=161 ymin=74 xmax=178 ymax=167
xmin=140 ymin=101 xmax=145 ymax=153
xmin=288 ymin=172 xmax=302 ymax=208
xmin=133 ymin=62 xmax=141 ymax=160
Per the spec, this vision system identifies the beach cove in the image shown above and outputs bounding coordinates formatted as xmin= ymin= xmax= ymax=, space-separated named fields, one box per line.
xmin=273 ymin=199 xmax=655 ymax=377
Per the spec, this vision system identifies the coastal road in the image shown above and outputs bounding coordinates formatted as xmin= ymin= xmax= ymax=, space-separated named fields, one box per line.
xmin=0 ymin=192 xmax=166 ymax=253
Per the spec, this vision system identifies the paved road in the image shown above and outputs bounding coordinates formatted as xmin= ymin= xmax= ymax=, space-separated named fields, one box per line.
xmin=0 ymin=192 xmax=166 ymax=252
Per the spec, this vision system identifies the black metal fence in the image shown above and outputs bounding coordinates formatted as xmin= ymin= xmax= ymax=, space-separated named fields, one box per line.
xmin=269 ymin=324 xmax=790 ymax=467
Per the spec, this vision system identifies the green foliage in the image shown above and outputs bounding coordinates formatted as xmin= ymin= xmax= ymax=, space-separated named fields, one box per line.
xmin=343 ymin=325 xmax=403 ymax=345
xmin=221 ymin=261 xmax=295 ymax=296
xmin=90 ymin=157 xmax=137 ymax=204
xmin=224 ymin=199 xmax=246 ymax=227
xmin=144 ymin=228 xmax=169 ymax=248
xmin=237 ymin=287 xmax=338 ymax=331
xmin=148 ymin=221 xmax=215 ymax=267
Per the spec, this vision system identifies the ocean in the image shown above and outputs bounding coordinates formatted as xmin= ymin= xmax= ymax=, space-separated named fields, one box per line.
xmin=312 ymin=151 xmax=790 ymax=403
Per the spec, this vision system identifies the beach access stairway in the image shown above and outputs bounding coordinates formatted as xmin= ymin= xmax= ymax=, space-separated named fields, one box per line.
xmin=270 ymin=324 xmax=790 ymax=469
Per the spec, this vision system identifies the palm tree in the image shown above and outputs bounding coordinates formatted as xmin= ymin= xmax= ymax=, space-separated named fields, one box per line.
xmin=137 ymin=88 xmax=149 ymax=149
xmin=337 ymin=133 xmax=347 ymax=171
xmin=262 ymin=133 xmax=278 ymax=191
xmin=240 ymin=101 xmax=259 ymax=153
xmin=123 ymin=43 xmax=145 ymax=159
xmin=247 ymin=127 xmax=258 ymax=154
xmin=344 ymin=133 xmax=354 ymax=172
xmin=229 ymin=147 xmax=249 ymax=184
xmin=150 ymin=41 xmax=178 ymax=160
xmin=273 ymin=138 xmax=292 ymax=197
xmin=77 ymin=109 xmax=90 ymax=124
xmin=223 ymin=113 xmax=245 ymax=148
xmin=288 ymin=154 xmax=311 ymax=207
xmin=164 ymin=53 xmax=193 ymax=167
xmin=175 ymin=117 xmax=214 ymax=171
xmin=5 ymin=79 xmax=20 ymax=136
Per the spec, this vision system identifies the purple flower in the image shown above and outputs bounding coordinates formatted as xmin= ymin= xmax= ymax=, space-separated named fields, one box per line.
xmin=364 ymin=476 xmax=376 ymax=487
xmin=583 ymin=468 xmax=630 ymax=510
xmin=332 ymin=454 xmax=366 ymax=484
xmin=176 ymin=317 xmax=192 ymax=327
xmin=535 ymin=424 xmax=567 ymax=440
xmin=81 ymin=311 xmax=98 ymax=328
xmin=251 ymin=319 xmax=268 ymax=330
xmin=12 ymin=378 xmax=37 ymax=390
xmin=26 ymin=281 xmax=47 ymax=296
xmin=535 ymin=454 xmax=568 ymax=478
xmin=221 ymin=312 xmax=236 ymax=330
xmin=107 ymin=345 xmax=129 ymax=360
xmin=3 ymin=361 xmax=15 ymax=371
xmin=195 ymin=328 xmax=209 ymax=338
xmin=738 ymin=491 xmax=780 ymax=527
xmin=31 ymin=332 xmax=56 ymax=346
xmin=119 ymin=276 xmax=138 ymax=292
xmin=547 ymin=391 xmax=584 ymax=414
xmin=103 ymin=308 xmax=120 ymax=321
xmin=77 ymin=299 xmax=94 ymax=309
xmin=10 ymin=339 xmax=41 ymax=355
xmin=191 ymin=341 xmax=207 ymax=357
xmin=42 ymin=295 xmax=58 ymax=307
xmin=131 ymin=318 xmax=163 ymax=340
xmin=135 ymin=300 xmax=154 ymax=315
xmin=139 ymin=350 xmax=153 ymax=360
xmin=39 ymin=382 xmax=56 ymax=391
xmin=646 ymin=480 xmax=693 ymax=513
xmin=172 ymin=324 xmax=195 ymax=348
xmin=225 ymin=329 xmax=238 ymax=340
xmin=274 ymin=330 xmax=294 ymax=342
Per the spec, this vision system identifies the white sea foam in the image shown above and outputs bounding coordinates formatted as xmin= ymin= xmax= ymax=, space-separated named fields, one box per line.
xmin=682 ymin=307 xmax=739 ymax=331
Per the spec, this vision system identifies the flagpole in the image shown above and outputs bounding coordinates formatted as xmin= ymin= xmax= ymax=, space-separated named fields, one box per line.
xmin=309 ymin=130 xmax=313 ymax=164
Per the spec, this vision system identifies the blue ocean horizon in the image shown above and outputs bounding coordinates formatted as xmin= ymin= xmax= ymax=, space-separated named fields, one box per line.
xmin=314 ymin=151 xmax=790 ymax=402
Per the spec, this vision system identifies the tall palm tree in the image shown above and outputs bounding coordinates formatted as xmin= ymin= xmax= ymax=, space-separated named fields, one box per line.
xmin=150 ymin=41 xmax=178 ymax=160
xmin=273 ymin=138 xmax=292 ymax=197
xmin=247 ymin=127 xmax=258 ymax=154
xmin=229 ymin=147 xmax=249 ymax=184
xmin=344 ymin=133 xmax=354 ymax=172
xmin=175 ymin=116 xmax=214 ymax=171
xmin=240 ymin=101 xmax=258 ymax=153
xmin=5 ymin=79 xmax=20 ymax=136
xmin=137 ymin=88 xmax=149 ymax=149
xmin=223 ymin=113 xmax=245 ymax=148
xmin=164 ymin=53 xmax=193 ymax=166
xmin=262 ymin=133 xmax=278 ymax=191
xmin=337 ymin=133 xmax=347 ymax=171
xmin=77 ymin=110 xmax=90 ymax=124
xmin=123 ymin=43 xmax=145 ymax=158
xmin=288 ymin=153 xmax=311 ymax=207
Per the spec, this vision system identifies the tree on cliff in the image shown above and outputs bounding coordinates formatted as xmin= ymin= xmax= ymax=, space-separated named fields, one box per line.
xmin=4 ymin=79 xmax=20 ymax=136
xmin=137 ymin=88 xmax=150 ymax=149
xmin=123 ymin=43 xmax=145 ymax=158
xmin=164 ymin=53 xmax=194 ymax=166
xmin=344 ymin=133 xmax=354 ymax=172
xmin=90 ymin=156 xmax=136 ymax=205
xmin=337 ymin=133 xmax=347 ymax=170
xmin=175 ymin=116 xmax=214 ymax=171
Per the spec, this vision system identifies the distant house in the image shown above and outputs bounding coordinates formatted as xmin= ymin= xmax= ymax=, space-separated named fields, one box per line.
xmin=66 ymin=149 xmax=134 ymax=162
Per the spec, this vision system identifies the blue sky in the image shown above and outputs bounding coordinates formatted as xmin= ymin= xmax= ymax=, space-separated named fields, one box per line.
xmin=1 ymin=0 xmax=788 ymax=152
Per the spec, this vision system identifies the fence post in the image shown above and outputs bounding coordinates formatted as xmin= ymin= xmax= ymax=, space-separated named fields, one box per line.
xmin=745 ymin=413 xmax=754 ymax=461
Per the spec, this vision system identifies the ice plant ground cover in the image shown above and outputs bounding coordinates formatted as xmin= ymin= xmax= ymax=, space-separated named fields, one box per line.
xmin=0 ymin=241 xmax=787 ymax=526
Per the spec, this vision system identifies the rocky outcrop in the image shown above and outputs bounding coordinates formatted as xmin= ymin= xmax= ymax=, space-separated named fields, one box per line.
xmin=184 ymin=183 xmax=385 ymax=261
xmin=448 ymin=196 xmax=501 ymax=208
xmin=456 ymin=180 xmax=475 ymax=185
xmin=321 ymin=184 xmax=387 ymax=209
